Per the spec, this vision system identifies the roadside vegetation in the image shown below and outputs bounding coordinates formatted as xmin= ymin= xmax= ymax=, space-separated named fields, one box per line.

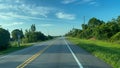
xmin=66 ymin=16 xmax=120 ymax=68
xmin=68 ymin=37 xmax=120 ymax=68
xmin=0 ymin=43 xmax=33 ymax=55
xmin=0 ymin=24 xmax=53 ymax=55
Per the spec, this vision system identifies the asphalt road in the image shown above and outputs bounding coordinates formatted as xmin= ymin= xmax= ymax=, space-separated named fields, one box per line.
xmin=0 ymin=37 xmax=112 ymax=68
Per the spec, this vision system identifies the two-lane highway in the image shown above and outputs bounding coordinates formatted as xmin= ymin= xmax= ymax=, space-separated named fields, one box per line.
xmin=0 ymin=37 xmax=112 ymax=68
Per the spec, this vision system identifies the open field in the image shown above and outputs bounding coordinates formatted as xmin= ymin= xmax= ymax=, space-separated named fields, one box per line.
xmin=68 ymin=37 xmax=120 ymax=68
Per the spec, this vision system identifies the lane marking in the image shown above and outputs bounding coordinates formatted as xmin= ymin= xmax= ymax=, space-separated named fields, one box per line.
xmin=64 ymin=39 xmax=83 ymax=68
xmin=16 ymin=41 xmax=54 ymax=68
xmin=0 ymin=42 xmax=46 ymax=60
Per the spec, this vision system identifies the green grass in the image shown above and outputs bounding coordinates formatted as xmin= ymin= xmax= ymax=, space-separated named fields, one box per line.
xmin=67 ymin=37 xmax=120 ymax=68
xmin=0 ymin=42 xmax=34 ymax=55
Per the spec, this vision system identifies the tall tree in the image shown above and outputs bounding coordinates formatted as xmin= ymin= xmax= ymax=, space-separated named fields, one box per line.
xmin=31 ymin=24 xmax=36 ymax=32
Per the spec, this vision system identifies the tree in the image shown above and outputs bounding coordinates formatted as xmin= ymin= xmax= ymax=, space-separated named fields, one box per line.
xmin=110 ymin=32 xmax=120 ymax=42
xmin=82 ymin=24 xmax=88 ymax=30
xmin=31 ymin=24 xmax=36 ymax=32
xmin=24 ymin=31 xmax=47 ymax=43
xmin=0 ymin=28 xmax=10 ymax=50
xmin=117 ymin=16 xmax=120 ymax=24
xmin=66 ymin=16 xmax=120 ymax=41
xmin=12 ymin=29 xmax=24 ymax=41
xmin=88 ymin=17 xmax=104 ymax=28
xmin=65 ymin=28 xmax=82 ymax=37
xmin=47 ymin=35 xmax=53 ymax=40
xmin=23 ymin=24 xmax=48 ymax=43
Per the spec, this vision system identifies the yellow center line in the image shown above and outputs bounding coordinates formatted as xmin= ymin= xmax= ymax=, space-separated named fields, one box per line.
xmin=16 ymin=41 xmax=54 ymax=68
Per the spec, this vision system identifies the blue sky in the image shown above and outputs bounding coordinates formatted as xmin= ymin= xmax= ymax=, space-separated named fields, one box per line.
xmin=0 ymin=0 xmax=120 ymax=36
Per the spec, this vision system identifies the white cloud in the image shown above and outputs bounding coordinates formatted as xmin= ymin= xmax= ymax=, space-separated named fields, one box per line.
xmin=39 ymin=24 xmax=54 ymax=27
xmin=61 ymin=0 xmax=99 ymax=6
xmin=56 ymin=12 xmax=75 ymax=20
xmin=28 ymin=6 xmax=55 ymax=17
xmin=3 ymin=22 xmax=24 ymax=27
xmin=0 ymin=0 xmax=56 ymax=19
xmin=0 ymin=14 xmax=11 ymax=19
xmin=12 ymin=22 xmax=23 ymax=25
xmin=89 ymin=1 xmax=99 ymax=6
xmin=0 ymin=4 xmax=15 ymax=10
xmin=61 ymin=0 xmax=77 ymax=4
xmin=0 ymin=0 xmax=23 ymax=3
xmin=18 ymin=4 xmax=56 ymax=18
xmin=0 ymin=12 xmax=52 ymax=20
xmin=76 ymin=0 xmax=99 ymax=6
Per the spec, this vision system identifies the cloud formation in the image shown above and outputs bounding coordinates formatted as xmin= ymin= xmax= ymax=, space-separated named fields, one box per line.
xmin=0 ymin=0 xmax=56 ymax=20
xmin=3 ymin=22 xmax=24 ymax=27
xmin=39 ymin=24 xmax=54 ymax=27
xmin=56 ymin=12 xmax=75 ymax=20
xmin=61 ymin=0 xmax=77 ymax=4
xmin=0 ymin=0 xmax=77 ymax=22
xmin=61 ymin=0 xmax=99 ymax=6
xmin=77 ymin=0 xmax=99 ymax=6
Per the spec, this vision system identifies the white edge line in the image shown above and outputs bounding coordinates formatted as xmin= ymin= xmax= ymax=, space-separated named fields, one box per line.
xmin=64 ymin=39 xmax=83 ymax=68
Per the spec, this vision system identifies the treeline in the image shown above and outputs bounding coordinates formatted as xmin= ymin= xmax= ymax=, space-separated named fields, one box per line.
xmin=0 ymin=24 xmax=53 ymax=50
xmin=66 ymin=16 xmax=120 ymax=42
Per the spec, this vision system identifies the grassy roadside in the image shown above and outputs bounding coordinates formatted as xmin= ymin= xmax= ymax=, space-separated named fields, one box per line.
xmin=67 ymin=37 xmax=120 ymax=68
xmin=0 ymin=42 xmax=34 ymax=55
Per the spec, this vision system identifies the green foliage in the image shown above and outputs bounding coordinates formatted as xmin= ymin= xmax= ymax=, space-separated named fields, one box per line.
xmin=0 ymin=28 xmax=10 ymax=50
xmin=66 ymin=16 xmax=120 ymax=41
xmin=88 ymin=17 xmax=104 ymax=28
xmin=23 ymin=24 xmax=48 ymax=43
xmin=68 ymin=37 xmax=120 ymax=68
xmin=110 ymin=32 xmax=120 ymax=42
xmin=11 ymin=29 xmax=24 ymax=40
xmin=0 ymin=42 xmax=33 ymax=55
xmin=24 ymin=31 xmax=46 ymax=43
xmin=82 ymin=24 xmax=88 ymax=30
xmin=65 ymin=28 xmax=82 ymax=37
xmin=0 ymin=24 xmax=53 ymax=53
xmin=31 ymin=24 xmax=36 ymax=32
xmin=47 ymin=35 xmax=53 ymax=40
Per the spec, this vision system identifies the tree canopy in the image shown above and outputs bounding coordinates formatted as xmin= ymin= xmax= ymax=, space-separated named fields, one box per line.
xmin=11 ymin=29 xmax=24 ymax=41
xmin=0 ymin=28 xmax=10 ymax=50
xmin=66 ymin=16 xmax=120 ymax=41
xmin=23 ymin=24 xmax=51 ymax=43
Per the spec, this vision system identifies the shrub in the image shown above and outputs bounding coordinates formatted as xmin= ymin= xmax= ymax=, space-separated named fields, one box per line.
xmin=0 ymin=28 xmax=10 ymax=50
xmin=110 ymin=32 xmax=120 ymax=42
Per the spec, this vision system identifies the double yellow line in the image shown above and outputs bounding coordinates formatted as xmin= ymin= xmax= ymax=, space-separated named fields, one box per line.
xmin=17 ymin=41 xmax=54 ymax=68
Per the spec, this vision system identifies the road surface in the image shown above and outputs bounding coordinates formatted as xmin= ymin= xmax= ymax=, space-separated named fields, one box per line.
xmin=0 ymin=37 xmax=112 ymax=68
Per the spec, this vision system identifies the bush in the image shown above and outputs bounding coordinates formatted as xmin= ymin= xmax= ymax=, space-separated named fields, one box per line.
xmin=110 ymin=32 xmax=120 ymax=42
xmin=0 ymin=28 xmax=10 ymax=50
xmin=47 ymin=35 xmax=53 ymax=40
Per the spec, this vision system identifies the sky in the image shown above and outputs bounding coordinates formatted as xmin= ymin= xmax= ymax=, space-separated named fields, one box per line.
xmin=0 ymin=0 xmax=120 ymax=36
